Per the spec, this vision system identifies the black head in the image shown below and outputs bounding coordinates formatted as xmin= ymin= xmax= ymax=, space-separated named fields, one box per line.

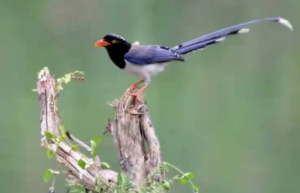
xmin=95 ymin=33 xmax=130 ymax=49
xmin=95 ymin=33 xmax=131 ymax=69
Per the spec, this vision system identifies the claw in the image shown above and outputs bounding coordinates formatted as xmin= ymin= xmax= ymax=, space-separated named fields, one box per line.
xmin=129 ymin=80 xmax=144 ymax=91
xmin=129 ymin=91 xmax=144 ymax=102
xmin=128 ymin=84 xmax=148 ymax=103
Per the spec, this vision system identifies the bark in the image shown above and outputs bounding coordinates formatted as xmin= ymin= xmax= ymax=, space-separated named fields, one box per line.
xmin=36 ymin=67 xmax=162 ymax=192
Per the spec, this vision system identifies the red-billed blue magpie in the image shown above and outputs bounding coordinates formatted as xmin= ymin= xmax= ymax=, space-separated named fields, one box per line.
xmin=95 ymin=17 xmax=292 ymax=102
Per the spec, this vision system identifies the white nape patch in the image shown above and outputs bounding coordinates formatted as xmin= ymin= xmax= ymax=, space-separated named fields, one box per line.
xmin=216 ymin=37 xmax=226 ymax=42
xmin=278 ymin=17 xmax=293 ymax=31
xmin=238 ymin=28 xmax=250 ymax=33
xmin=132 ymin=41 xmax=140 ymax=45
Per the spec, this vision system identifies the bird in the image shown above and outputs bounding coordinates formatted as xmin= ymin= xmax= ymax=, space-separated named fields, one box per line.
xmin=95 ymin=17 xmax=293 ymax=102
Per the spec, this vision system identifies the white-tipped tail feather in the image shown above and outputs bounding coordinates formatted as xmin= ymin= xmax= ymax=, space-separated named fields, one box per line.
xmin=238 ymin=28 xmax=250 ymax=33
xmin=277 ymin=17 xmax=293 ymax=31
xmin=172 ymin=17 xmax=293 ymax=55
xmin=215 ymin=37 xmax=226 ymax=42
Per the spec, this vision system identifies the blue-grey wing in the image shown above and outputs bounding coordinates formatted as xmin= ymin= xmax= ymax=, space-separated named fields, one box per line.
xmin=124 ymin=45 xmax=184 ymax=65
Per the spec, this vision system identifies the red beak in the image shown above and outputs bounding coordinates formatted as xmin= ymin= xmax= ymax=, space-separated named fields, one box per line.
xmin=95 ymin=39 xmax=110 ymax=47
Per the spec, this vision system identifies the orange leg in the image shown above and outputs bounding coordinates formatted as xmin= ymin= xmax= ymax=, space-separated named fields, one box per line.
xmin=129 ymin=85 xmax=149 ymax=102
xmin=129 ymin=80 xmax=144 ymax=91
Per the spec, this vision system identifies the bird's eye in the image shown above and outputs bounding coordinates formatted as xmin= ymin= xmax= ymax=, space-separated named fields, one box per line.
xmin=112 ymin=40 xmax=117 ymax=43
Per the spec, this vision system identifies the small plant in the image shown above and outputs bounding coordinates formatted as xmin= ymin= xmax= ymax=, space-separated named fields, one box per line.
xmin=140 ymin=162 xmax=199 ymax=193
xmin=55 ymin=71 xmax=84 ymax=92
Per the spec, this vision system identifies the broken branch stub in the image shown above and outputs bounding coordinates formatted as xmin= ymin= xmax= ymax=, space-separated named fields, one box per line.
xmin=107 ymin=89 xmax=162 ymax=188
xmin=37 ymin=67 xmax=117 ymax=192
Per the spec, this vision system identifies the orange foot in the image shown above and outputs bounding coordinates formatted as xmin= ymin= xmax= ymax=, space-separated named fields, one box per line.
xmin=129 ymin=85 xmax=148 ymax=102
xmin=129 ymin=80 xmax=144 ymax=91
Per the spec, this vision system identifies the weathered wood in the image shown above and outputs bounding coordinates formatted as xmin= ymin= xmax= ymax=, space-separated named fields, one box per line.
xmin=107 ymin=89 xmax=162 ymax=188
xmin=37 ymin=67 xmax=162 ymax=192
xmin=37 ymin=67 xmax=117 ymax=192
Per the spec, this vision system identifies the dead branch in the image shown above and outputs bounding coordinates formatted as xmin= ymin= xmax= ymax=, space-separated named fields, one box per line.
xmin=37 ymin=67 xmax=117 ymax=192
xmin=36 ymin=67 xmax=162 ymax=192
xmin=107 ymin=89 xmax=162 ymax=189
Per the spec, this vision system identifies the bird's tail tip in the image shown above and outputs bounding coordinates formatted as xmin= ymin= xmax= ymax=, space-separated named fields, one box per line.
xmin=276 ymin=17 xmax=293 ymax=31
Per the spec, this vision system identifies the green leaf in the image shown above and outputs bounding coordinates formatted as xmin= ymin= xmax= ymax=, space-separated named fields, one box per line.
xmin=183 ymin=172 xmax=194 ymax=180
xmin=92 ymin=137 xmax=101 ymax=145
xmin=178 ymin=178 xmax=188 ymax=185
xmin=74 ymin=71 xmax=84 ymax=74
xmin=122 ymin=176 xmax=131 ymax=190
xmin=64 ymin=74 xmax=71 ymax=84
xmin=193 ymin=185 xmax=199 ymax=192
xmin=70 ymin=144 xmax=79 ymax=151
xmin=72 ymin=71 xmax=84 ymax=76
xmin=91 ymin=142 xmax=97 ymax=157
xmin=58 ymin=126 xmax=67 ymax=142
xmin=55 ymin=85 xmax=62 ymax=91
xmin=178 ymin=172 xmax=194 ymax=185
xmin=49 ymin=169 xmax=60 ymax=174
xmin=59 ymin=125 xmax=66 ymax=133
xmin=101 ymin=162 xmax=110 ymax=169
xmin=90 ymin=140 xmax=96 ymax=149
xmin=78 ymin=159 xmax=86 ymax=169
xmin=161 ymin=163 xmax=169 ymax=172
xmin=46 ymin=149 xmax=54 ymax=159
xmin=91 ymin=150 xmax=97 ymax=158
xmin=43 ymin=170 xmax=53 ymax=183
xmin=57 ymin=135 xmax=65 ymax=143
xmin=188 ymin=173 xmax=194 ymax=179
xmin=45 ymin=131 xmax=57 ymax=139
xmin=117 ymin=173 xmax=123 ymax=186
xmin=161 ymin=180 xmax=170 ymax=190
xmin=90 ymin=139 xmax=100 ymax=158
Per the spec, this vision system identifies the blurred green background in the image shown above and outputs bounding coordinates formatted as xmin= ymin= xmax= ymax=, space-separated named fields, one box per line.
xmin=0 ymin=0 xmax=299 ymax=192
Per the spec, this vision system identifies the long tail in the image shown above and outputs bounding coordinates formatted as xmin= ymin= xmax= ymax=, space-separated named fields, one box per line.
xmin=172 ymin=17 xmax=293 ymax=55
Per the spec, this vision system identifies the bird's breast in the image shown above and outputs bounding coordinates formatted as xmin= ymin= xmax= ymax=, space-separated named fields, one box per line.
xmin=124 ymin=60 xmax=169 ymax=78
